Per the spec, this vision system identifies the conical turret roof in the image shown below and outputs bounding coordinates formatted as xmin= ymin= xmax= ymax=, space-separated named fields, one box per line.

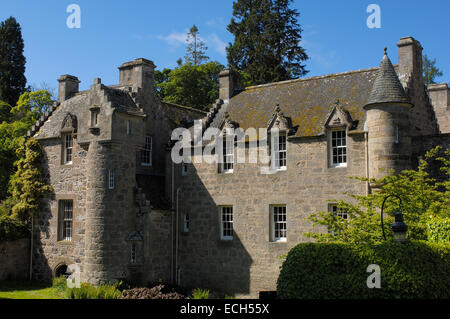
xmin=365 ymin=49 xmax=410 ymax=106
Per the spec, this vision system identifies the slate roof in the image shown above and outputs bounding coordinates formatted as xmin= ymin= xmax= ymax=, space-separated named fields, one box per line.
xmin=207 ymin=59 xmax=404 ymax=138
xmin=366 ymin=51 xmax=410 ymax=106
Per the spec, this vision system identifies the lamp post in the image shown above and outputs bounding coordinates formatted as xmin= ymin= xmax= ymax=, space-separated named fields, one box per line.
xmin=380 ymin=194 xmax=408 ymax=243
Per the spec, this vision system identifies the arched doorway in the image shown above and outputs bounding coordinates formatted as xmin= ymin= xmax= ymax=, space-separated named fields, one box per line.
xmin=55 ymin=264 xmax=69 ymax=278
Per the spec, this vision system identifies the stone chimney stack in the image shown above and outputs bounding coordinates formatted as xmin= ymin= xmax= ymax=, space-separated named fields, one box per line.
xmin=219 ymin=69 xmax=241 ymax=102
xmin=118 ymin=58 xmax=156 ymax=92
xmin=58 ymin=75 xmax=80 ymax=103
xmin=397 ymin=37 xmax=424 ymax=85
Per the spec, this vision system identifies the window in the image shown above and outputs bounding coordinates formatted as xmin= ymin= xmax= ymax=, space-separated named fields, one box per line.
xmin=330 ymin=129 xmax=347 ymax=167
xmin=183 ymin=214 xmax=190 ymax=233
xmin=127 ymin=120 xmax=131 ymax=135
xmin=271 ymin=205 xmax=287 ymax=242
xmin=395 ymin=125 xmax=399 ymax=144
xmin=141 ymin=136 xmax=152 ymax=166
xmin=330 ymin=205 xmax=348 ymax=220
xmin=130 ymin=243 xmax=137 ymax=264
xmin=272 ymin=133 xmax=287 ymax=170
xmin=59 ymin=200 xmax=73 ymax=241
xmin=221 ymin=136 xmax=234 ymax=173
xmin=220 ymin=206 xmax=233 ymax=240
xmin=108 ymin=170 xmax=115 ymax=190
xmin=181 ymin=161 xmax=188 ymax=176
xmin=91 ymin=111 xmax=99 ymax=127
xmin=63 ymin=134 xmax=73 ymax=164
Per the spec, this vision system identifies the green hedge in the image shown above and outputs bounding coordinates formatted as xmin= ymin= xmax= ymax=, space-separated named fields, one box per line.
xmin=427 ymin=217 xmax=450 ymax=243
xmin=277 ymin=241 xmax=450 ymax=299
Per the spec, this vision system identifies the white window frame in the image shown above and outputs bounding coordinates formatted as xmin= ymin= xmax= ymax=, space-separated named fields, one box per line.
xmin=130 ymin=243 xmax=137 ymax=264
xmin=183 ymin=213 xmax=190 ymax=233
xmin=108 ymin=169 xmax=115 ymax=190
xmin=220 ymin=135 xmax=234 ymax=174
xmin=141 ymin=136 xmax=152 ymax=167
xmin=220 ymin=206 xmax=233 ymax=241
xmin=59 ymin=200 xmax=73 ymax=242
xmin=329 ymin=129 xmax=347 ymax=168
xmin=63 ymin=134 xmax=73 ymax=165
xmin=271 ymin=205 xmax=287 ymax=242
xmin=271 ymin=132 xmax=287 ymax=171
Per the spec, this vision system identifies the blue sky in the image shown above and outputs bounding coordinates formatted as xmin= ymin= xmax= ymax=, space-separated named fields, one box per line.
xmin=1 ymin=0 xmax=449 ymax=93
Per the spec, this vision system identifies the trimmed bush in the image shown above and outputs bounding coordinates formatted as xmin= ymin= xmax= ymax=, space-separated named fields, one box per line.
xmin=277 ymin=241 xmax=450 ymax=299
xmin=427 ymin=217 xmax=450 ymax=243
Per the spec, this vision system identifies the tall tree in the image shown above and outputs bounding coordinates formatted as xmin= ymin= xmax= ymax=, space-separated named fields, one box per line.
xmin=423 ymin=54 xmax=444 ymax=86
xmin=185 ymin=25 xmax=209 ymax=66
xmin=156 ymin=61 xmax=224 ymax=111
xmin=227 ymin=0 xmax=308 ymax=86
xmin=0 ymin=17 xmax=27 ymax=106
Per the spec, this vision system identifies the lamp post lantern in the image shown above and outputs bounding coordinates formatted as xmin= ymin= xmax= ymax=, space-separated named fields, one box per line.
xmin=391 ymin=211 xmax=408 ymax=243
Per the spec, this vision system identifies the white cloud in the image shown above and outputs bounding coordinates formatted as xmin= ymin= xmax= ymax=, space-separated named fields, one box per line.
xmin=157 ymin=31 xmax=188 ymax=47
xmin=207 ymin=33 xmax=227 ymax=56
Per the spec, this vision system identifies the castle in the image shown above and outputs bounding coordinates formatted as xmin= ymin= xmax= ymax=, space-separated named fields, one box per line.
xmin=29 ymin=36 xmax=450 ymax=297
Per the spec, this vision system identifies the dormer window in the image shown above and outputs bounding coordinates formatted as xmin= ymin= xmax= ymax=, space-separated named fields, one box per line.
xmin=271 ymin=131 xmax=287 ymax=170
xmin=63 ymin=134 xmax=73 ymax=164
xmin=220 ymin=136 xmax=234 ymax=174
xmin=141 ymin=136 xmax=152 ymax=167
xmin=330 ymin=129 xmax=347 ymax=167
xmin=91 ymin=111 xmax=98 ymax=127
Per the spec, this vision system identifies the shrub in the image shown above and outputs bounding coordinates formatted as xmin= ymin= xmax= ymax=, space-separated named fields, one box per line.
xmin=427 ymin=216 xmax=450 ymax=243
xmin=118 ymin=285 xmax=187 ymax=299
xmin=65 ymin=282 xmax=121 ymax=299
xmin=52 ymin=276 xmax=67 ymax=292
xmin=191 ymin=288 xmax=210 ymax=299
xmin=277 ymin=241 xmax=450 ymax=299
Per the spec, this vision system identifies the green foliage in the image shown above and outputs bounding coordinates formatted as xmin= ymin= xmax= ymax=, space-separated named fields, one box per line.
xmin=156 ymin=61 xmax=224 ymax=111
xmin=65 ymin=282 xmax=121 ymax=299
xmin=0 ymin=90 xmax=52 ymax=201
xmin=191 ymin=288 xmax=210 ymax=299
xmin=423 ymin=54 xmax=444 ymax=86
xmin=52 ymin=276 xmax=67 ymax=292
xmin=277 ymin=241 xmax=450 ymax=299
xmin=0 ymin=100 xmax=12 ymax=123
xmin=0 ymin=17 xmax=27 ymax=107
xmin=9 ymin=138 xmax=52 ymax=220
xmin=185 ymin=25 xmax=209 ymax=66
xmin=427 ymin=216 xmax=450 ymax=243
xmin=227 ymin=0 xmax=308 ymax=86
xmin=304 ymin=146 xmax=450 ymax=244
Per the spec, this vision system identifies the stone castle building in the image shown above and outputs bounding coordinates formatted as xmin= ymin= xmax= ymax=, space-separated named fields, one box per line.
xmin=29 ymin=36 xmax=449 ymax=297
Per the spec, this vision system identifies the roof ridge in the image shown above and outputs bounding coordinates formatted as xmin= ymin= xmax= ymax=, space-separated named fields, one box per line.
xmin=244 ymin=66 xmax=381 ymax=91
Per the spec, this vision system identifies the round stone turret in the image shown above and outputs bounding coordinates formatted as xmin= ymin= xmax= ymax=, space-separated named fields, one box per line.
xmin=364 ymin=49 xmax=413 ymax=181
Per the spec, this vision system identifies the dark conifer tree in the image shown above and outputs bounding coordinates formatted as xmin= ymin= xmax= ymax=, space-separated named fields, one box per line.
xmin=0 ymin=17 xmax=27 ymax=107
xmin=227 ymin=0 xmax=308 ymax=86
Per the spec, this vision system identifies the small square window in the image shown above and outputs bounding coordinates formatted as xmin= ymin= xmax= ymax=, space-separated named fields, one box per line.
xmin=183 ymin=213 xmax=190 ymax=233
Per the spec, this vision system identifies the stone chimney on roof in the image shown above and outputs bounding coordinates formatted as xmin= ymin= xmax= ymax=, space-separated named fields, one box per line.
xmin=58 ymin=75 xmax=80 ymax=103
xmin=118 ymin=58 xmax=156 ymax=92
xmin=219 ymin=69 xmax=241 ymax=102
xmin=397 ymin=36 xmax=423 ymax=85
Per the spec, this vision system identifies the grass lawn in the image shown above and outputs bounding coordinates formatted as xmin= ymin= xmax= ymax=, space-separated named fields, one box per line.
xmin=0 ymin=281 xmax=65 ymax=299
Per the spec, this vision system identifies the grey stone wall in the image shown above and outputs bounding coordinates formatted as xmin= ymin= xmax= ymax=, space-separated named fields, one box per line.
xmin=176 ymin=133 xmax=368 ymax=297
xmin=428 ymin=84 xmax=450 ymax=134
xmin=0 ymin=239 xmax=30 ymax=281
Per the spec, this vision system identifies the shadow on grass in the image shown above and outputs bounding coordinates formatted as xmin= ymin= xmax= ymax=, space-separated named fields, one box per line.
xmin=0 ymin=280 xmax=64 ymax=299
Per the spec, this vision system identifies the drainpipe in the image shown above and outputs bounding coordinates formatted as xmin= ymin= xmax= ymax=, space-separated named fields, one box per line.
xmin=29 ymin=214 xmax=34 ymax=281
xmin=365 ymin=131 xmax=370 ymax=195
xmin=175 ymin=187 xmax=182 ymax=286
